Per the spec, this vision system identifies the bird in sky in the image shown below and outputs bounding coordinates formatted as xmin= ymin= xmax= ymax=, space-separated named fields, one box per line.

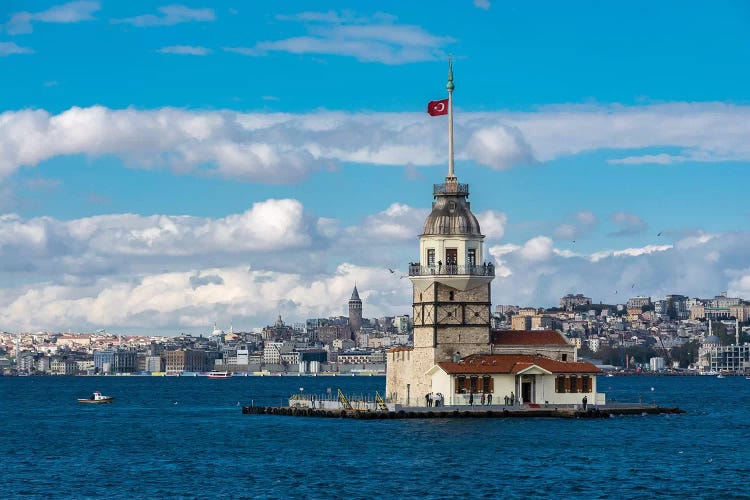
xmin=657 ymin=232 xmax=662 ymax=236
xmin=388 ymin=268 xmax=395 ymax=273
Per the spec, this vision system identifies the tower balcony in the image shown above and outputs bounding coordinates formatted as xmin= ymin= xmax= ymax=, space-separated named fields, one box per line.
xmin=408 ymin=263 xmax=494 ymax=277
xmin=433 ymin=183 xmax=469 ymax=196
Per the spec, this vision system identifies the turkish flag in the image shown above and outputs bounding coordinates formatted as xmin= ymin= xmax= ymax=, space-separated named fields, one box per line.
xmin=427 ymin=98 xmax=449 ymax=116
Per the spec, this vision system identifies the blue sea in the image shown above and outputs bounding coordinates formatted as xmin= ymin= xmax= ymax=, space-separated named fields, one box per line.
xmin=2 ymin=375 xmax=749 ymax=499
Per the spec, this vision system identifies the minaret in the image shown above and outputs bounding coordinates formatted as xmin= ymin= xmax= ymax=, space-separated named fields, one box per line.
xmin=387 ymin=58 xmax=495 ymax=405
xmin=348 ymin=285 xmax=363 ymax=336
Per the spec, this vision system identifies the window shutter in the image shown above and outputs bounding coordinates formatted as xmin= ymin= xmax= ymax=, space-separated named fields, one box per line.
xmin=576 ymin=377 xmax=583 ymax=392
xmin=564 ymin=376 xmax=570 ymax=392
xmin=488 ymin=377 xmax=494 ymax=393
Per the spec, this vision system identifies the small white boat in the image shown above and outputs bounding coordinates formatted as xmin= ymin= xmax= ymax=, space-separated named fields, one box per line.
xmin=207 ymin=371 xmax=232 ymax=379
xmin=717 ymin=374 xmax=725 ymax=379
xmin=78 ymin=391 xmax=114 ymax=404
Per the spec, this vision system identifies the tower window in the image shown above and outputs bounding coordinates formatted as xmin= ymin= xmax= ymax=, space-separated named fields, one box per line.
xmin=427 ymin=249 xmax=435 ymax=266
xmin=449 ymin=291 xmax=454 ymax=301
xmin=468 ymin=249 xmax=476 ymax=267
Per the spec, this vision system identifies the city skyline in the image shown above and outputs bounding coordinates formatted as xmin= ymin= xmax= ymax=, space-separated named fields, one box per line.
xmin=2 ymin=1 xmax=750 ymax=334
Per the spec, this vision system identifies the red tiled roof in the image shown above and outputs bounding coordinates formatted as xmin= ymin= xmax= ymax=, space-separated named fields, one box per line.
xmin=491 ymin=330 xmax=570 ymax=346
xmin=437 ymin=354 xmax=601 ymax=375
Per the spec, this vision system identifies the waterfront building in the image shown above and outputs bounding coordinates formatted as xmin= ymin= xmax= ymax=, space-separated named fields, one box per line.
xmin=165 ymin=349 xmax=205 ymax=372
xmin=386 ymin=61 xmax=603 ymax=407
xmin=698 ymin=331 xmax=750 ymax=374
xmin=145 ymin=355 xmax=164 ymax=372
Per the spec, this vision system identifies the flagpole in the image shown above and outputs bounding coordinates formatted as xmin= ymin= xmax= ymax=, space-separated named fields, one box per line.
xmin=447 ymin=55 xmax=455 ymax=179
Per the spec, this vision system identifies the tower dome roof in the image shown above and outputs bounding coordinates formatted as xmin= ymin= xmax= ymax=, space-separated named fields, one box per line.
xmin=350 ymin=285 xmax=361 ymax=302
xmin=422 ymin=181 xmax=482 ymax=237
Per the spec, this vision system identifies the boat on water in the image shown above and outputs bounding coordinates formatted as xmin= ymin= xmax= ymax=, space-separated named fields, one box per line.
xmin=207 ymin=371 xmax=232 ymax=379
xmin=717 ymin=374 xmax=725 ymax=379
xmin=78 ymin=391 xmax=114 ymax=404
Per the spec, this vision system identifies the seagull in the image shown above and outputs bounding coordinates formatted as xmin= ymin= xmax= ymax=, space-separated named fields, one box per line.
xmin=657 ymin=232 xmax=662 ymax=236
xmin=572 ymin=240 xmax=576 ymax=243
xmin=632 ymin=284 xmax=635 ymax=288
xmin=706 ymin=458 xmax=713 ymax=464
xmin=388 ymin=268 xmax=395 ymax=273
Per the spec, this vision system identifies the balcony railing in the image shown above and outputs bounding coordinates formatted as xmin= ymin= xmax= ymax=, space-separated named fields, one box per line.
xmin=408 ymin=263 xmax=495 ymax=277
xmin=433 ymin=183 xmax=469 ymax=196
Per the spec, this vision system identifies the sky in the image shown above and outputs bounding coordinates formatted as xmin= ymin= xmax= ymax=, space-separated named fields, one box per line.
xmin=2 ymin=0 xmax=750 ymax=335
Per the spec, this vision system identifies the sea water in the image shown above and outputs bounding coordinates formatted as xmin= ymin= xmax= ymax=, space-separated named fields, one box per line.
xmin=1 ymin=375 xmax=748 ymax=499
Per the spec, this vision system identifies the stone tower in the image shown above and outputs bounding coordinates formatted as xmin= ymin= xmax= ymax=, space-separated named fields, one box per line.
xmin=386 ymin=57 xmax=495 ymax=405
xmin=348 ymin=285 xmax=363 ymax=336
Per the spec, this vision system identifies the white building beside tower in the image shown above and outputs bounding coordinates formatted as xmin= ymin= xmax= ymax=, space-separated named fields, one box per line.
xmin=386 ymin=59 xmax=604 ymax=407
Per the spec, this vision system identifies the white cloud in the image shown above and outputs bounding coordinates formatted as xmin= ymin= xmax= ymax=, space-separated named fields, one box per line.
xmin=359 ymin=203 xmax=428 ymax=240
xmin=474 ymin=0 xmax=492 ymax=9
xmin=0 ymin=41 xmax=34 ymax=56
xmin=5 ymin=102 xmax=750 ymax=186
xmin=158 ymin=45 xmax=212 ymax=56
xmin=2 ymin=197 xmax=750 ymax=332
xmin=608 ymin=153 xmax=687 ymax=165
xmin=477 ymin=210 xmax=507 ymax=239
xmin=518 ymin=236 xmax=554 ymax=261
xmin=554 ymin=210 xmax=599 ymax=240
xmin=0 ymin=263 xmax=411 ymax=333
xmin=609 ymin=211 xmax=647 ymax=236
xmin=0 ymin=200 xmax=333 ymax=287
xmin=114 ymin=5 xmax=215 ymax=27
xmin=225 ymin=11 xmax=453 ymax=64
xmin=5 ymin=1 xmax=100 ymax=34
xmin=589 ymin=244 xmax=672 ymax=263
xmin=463 ymin=125 xmax=535 ymax=169
xmin=490 ymin=232 xmax=746 ymax=307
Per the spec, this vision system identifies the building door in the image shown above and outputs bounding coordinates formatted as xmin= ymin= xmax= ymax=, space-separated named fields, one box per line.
xmin=446 ymin=249 xmax=458 ymax=274
xmin=521 ymin=376 xmax=533 ymax=404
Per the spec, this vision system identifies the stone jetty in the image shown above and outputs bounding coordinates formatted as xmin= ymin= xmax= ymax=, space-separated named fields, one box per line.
xmin=241 ymin=404 xmax=685 ymax=420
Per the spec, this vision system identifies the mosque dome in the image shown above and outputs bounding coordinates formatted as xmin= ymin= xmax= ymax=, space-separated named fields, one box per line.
xmin=703 ymin=335 xmax=720 ymax=345
xmin=422 ymin=183 xmax=482 ymax=237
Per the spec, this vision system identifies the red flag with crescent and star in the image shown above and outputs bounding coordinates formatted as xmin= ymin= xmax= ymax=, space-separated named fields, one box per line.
xmin=427 ymin=98 xmax=449 ymax=116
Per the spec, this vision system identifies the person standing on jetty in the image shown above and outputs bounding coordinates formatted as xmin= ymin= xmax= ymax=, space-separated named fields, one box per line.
xmin=510 ymin=391 xmax=515 ymax=406
xmin=582 ymin=396 xmax=588 ymax=411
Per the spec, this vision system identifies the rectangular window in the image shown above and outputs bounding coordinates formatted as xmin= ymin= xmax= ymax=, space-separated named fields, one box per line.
xmin=470 ymin=376 xmax=478 ymax=394
xmin=468 ymin=249 xmax=476 ymax=267
xmin=569 ymin=375 xmax=578 ymax=393
xmin=427 ymin=249 xmax=435 ymax=266
xmin=582 ymin=376 xmax=590 ymax=393
xmin=556 ymin=376 xmax=565 ymax=393
xmin=482 ymin=376 xmax=493 ymax=393
xmin=561 ymin=353 xmax=568 ymax=361
xmin=456 ymin=376 xmax=466 ymax=393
